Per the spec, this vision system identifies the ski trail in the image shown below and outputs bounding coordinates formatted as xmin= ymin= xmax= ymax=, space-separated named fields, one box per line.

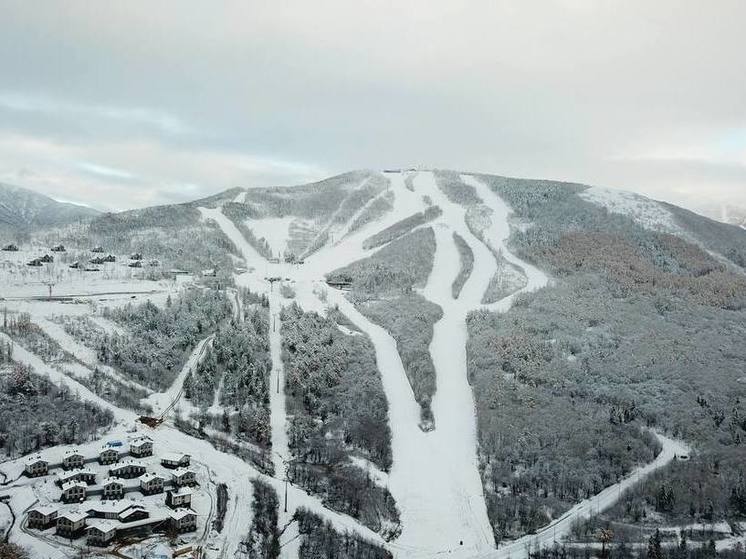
xmin=269 ymin=290 xmax=290 ymax=478
xmin=336 ymin=188 xmax=392 ymax=242
xmin=460 ymin=174 xmax=549 ymax=310
xmin=327 ymin=287 xmax=484 ymax=557
xmin=233 ymin=190 xmax=248 ymax=203
xmin=474 ymin=432 xmax=690 ymax=559
xmin=144 ymin=335 xmax=213 ymax=417
xmin=199 ymin=206 xmax=266 ymax=265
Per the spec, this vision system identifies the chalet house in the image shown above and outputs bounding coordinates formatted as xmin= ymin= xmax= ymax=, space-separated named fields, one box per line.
xmin=102 ymin=478 xmax=125 ymax=500
xmin=62 ymin=449 xmax=85 ymax=470
xmin=51 ymin=244 xmax=66 ymax=252
xmin=86 ymin=522 xmax=117 ymax=546
xmin=27 ymin=258 xmax=42 ymax=267
xmin=109 ymin=460 xmax=146 ymax=479
xmin=170 ymin=509 xmax=197 ymax=533
xmin=27 ymin=505 xmax=58 ymax=529
xmin=166 ymin=487 xmax=192 ymax=509
xmin=140 ymin=472 xmax=165 ymax=495
xmin=129 ymin=437 xmax=153 ymax=458
xmin=24 ymin=455 xmax=49 ymax=477
xmin=161 ymin=452 xmax=190 ymax=469
xmin=61 ymin=481 xmax=88 ymax=503
xmin=2 ymin=244 xmax=18 ymax=251
xmin=91 ymin=246 xmax=104 ymax=253
xmin=98 ymin=447 xmax=119 ymax=465
xmin=171 ymin=467 xmax=197 ymax=488
xmin=128 ymin=260 xmax=142 ymax=268
xmin=39 ymin=254 xmax=54 ymax=263
xmin=130 ymin=252 xmax=143 ymax=260
xmin=118 ymin=505 xmax=149 ymax=523
xmin=56 ymin=510 xmax=87 ymax=538
xmin=85 ymin=500 xmax=136 ymax=520
xmin=57 ymin=468 xmax=96 ymax=486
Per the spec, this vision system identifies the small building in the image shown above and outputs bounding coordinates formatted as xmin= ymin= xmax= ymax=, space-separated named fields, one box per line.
xmin=51 ymin=244 xmax=66 ymax=252
xmin=27 ymin=505 xmax=58 ymax=529
xmin=166 ymin=487 xmax=192 ymax=509
xmin=2 ymin=244 xmax=18 ymax=251
xmin=69 ymin=261 xmax=82 ymax=269
xmin=26 ymin=258 xmax=42 ymax=267
xmin=109 ymin=460 xmax=146 ymax=479
xmin=91 ymin=246 xmax=104 ymax=253
xmin=170 ymin=509 xmax=197 ymax=533
xmin=140 ymin=472 xmax=165 ymax=495
xmin=128 ymin=260 xmax=142 ymax=268
xmin=118 ymin=505 xmax=149 ymax=523
xmin=56 ymin=510 xmax=87 ymax=538
xmin=57 ymin=468 xmax=96 ymax=486
xmin=24 ymin=455 xmax=49 ymax=477
xmin=62 ymin=449 xmax=85 ymax=470
xmin=61 ymin=481 xmax=88 ymax=503
xmin=130 ymin=252 xmax=143 ymax=261
xmin=171 ymin=467 xmax=197 ymax=488
xmin=99 ymin=447 xmax=119 ymax=465
xmin=129 ymin=437 xmax=153 ymax=458
xmin=201 ymin=268 xmax=216 ymax=277
xmin=39 ymin=254 xmax=54 ymax=263
xmin=102 ymin=478 xmax=125 ymax=500
xmin=85 ymin=500 xmax=136 ymax=520
xmin=86 ymin=521 xmax=117 ymax=546
xmin=161 ymin=452 xmax=190 ymax=469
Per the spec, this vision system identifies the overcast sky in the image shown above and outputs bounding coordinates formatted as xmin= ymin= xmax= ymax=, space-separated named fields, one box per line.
xmin=0 ymin=1 xmax=744 ymax=214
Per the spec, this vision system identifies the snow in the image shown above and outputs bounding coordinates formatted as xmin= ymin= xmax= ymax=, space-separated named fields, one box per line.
xmin=248 ymin=217 xmax=294 ymax=258
xmin=580 ymin=185 xmax=681 ymax=234
xmin=268 ymin=290 xmax=291 ymax=478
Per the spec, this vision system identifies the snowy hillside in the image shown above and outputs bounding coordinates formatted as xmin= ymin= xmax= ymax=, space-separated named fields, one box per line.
xmin=1 ymin=169 xmax=746 ymax=559
xmin=0 ymin=182 xmax=99 ymax=238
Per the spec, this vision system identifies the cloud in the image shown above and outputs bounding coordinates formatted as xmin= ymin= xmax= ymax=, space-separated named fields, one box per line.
xmin=0 ymin=0 xmax=744 ymax=213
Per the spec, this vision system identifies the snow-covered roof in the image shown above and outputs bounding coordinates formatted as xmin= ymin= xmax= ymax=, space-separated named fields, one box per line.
xmin=130 ymin=437 xmax=152 ymax=448
xmin=111 ymin=459 xmax=144 ymax=470
xmin=61 ymin=480 xmax=87 ymax=491
xmin=57 ymin=468 xmax=95 ymax=482
xmin=99 ymin=446 xmax=118 ymax=453
xmin=119 ymin=506 xmax=148 ymax=519
xmin=64 ymin=449 xmax=84 ymax=457
xmin=85 ymin=499 xmax=137 ymax=515
xmin=169 ymin=487 xmax=192 ymax=497
xmin=140 ymin=472 xmax=165 ymax=483
xmin=170 ymin=509 xmax=196 ymax=520
xmin=59 ymin=510 xmax=87 ymax=522
xmin=86 ymin=520 xmax=118 ymax=534
xmin=171 ymin=467 xmax=195 ymax=477
xmin=29 ymin=504 xmax=58 ymax=516
xmin=102 ymin=477 xmax=123 ymax=486
xmin=162 ymin=451 xmax=189 ymax=462
xmin=25 ymin=454 xmax=47 ymax=465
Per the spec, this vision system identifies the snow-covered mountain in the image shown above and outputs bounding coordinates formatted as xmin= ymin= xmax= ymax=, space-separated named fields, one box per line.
xmin=0 ymin=182 xmax=100 ymax=238
xmin=1 ymin=170 xmax=746 ymax=559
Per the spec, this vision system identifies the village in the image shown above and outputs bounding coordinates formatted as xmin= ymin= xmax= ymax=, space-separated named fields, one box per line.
xmin=4 ymin=432 xmax=211 ymax=554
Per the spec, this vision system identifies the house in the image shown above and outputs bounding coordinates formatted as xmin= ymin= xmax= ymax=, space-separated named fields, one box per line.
xmin=61 ymin=481 xmax=88 ymax=503
xmin=118 ymin=505 xmax=149 ymax=523
xmin=102 ymin=478 xmax=125 ymax=500
xmin=130 ymin=252 xmax=143 ymax=261
xmin=69 ymin=261 xmax=82 ymax=269
xmin=166 ymin=487 xmax=192 ymax=509
xmin=170 ymin=509 xmax=197 ymax=532
xmin=86 ymin=521 xmax=117 ymax=546
xmin=109 ymin=460 xmax=146 ymax=479
xmin=171 ymin=467 xmax=197 ymax=488
xmin=85 ymin=499 xmax=137 ymax=520
xmin=129 ymin=437 xmax=153 ymax=458
xmin=91 ymin=246 xmax=104 ymax=253
xmin=201 ymin=268 xmax=216 ymax=277
xmin=161 ymin=452 xmax=190 ymax=469
xmin=62 ymin=449 xmax=85 ymax=470
xmin=26 ymin=258 xmax=42 ymax=267
xmin=99 ymin=447 xmax=119 ymax=465
xmin=51 ymin=244 xmax=66 ymax=252
xmin=39 ymin=254 xmax=54 ymax=263
xmin=139 ymin=472 xmax=165 ymax=495
xmin=24 ymin=455 xmax=49 ymax=477
xmin=2 ymin=244 xmax=18 ymax=251
xmin=128 ymin=260 xmax=142 ymax=268
xmin=56 ymin=510 xmax=87 ymax=538
xmin=27 ymin=505 xmax=58 ymax=529
xmin=57 ymin=468 xmax=96 ymax=486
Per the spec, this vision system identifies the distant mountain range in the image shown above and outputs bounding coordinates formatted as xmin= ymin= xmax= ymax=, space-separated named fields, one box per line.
xmin=0 ymin=182 xmax=100 ymax=238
